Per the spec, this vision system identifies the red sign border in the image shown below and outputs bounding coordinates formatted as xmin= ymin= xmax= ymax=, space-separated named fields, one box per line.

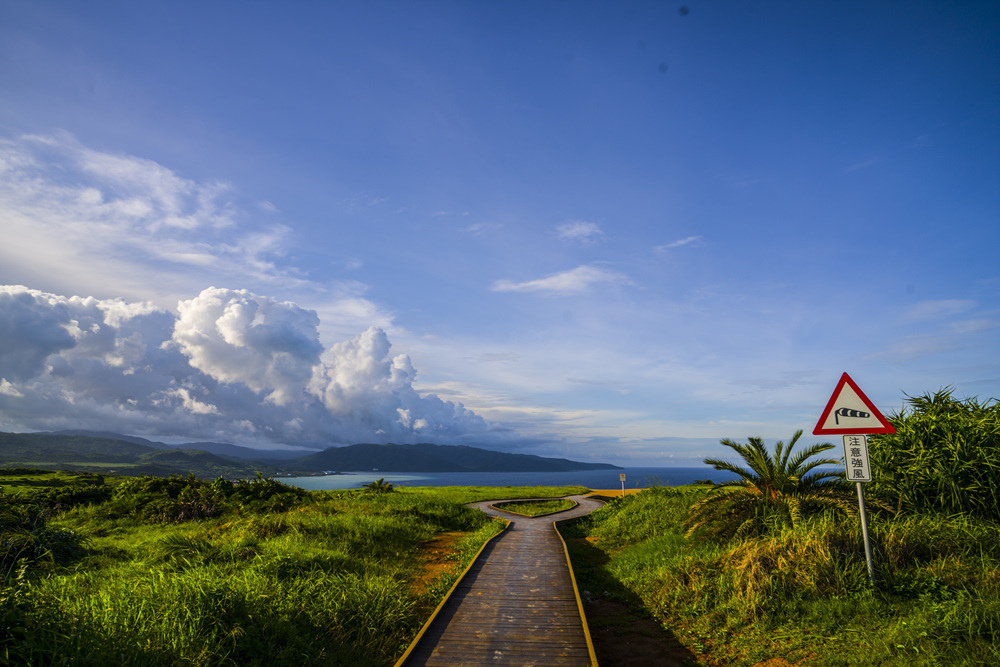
xmin=813 ymin=372 xmax=896 ymax=435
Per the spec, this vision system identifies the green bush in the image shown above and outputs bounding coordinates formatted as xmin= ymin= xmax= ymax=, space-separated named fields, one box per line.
xmin=684 ymin=431 xmax=864 ymax=543
xmin=868 ymin=390 xmax=1000 ymax=521
xmin=100 ymin=473 xmax=307 ymax=523
xmin=1 ymin=491 xmax=87 ymax=577
xmin=217 ymin=473 xmax=308 ymax=511
xmin=30 ymin=483 xmax=113 ymax=511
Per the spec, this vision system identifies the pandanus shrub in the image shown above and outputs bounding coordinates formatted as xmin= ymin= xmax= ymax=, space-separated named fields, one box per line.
xmin=684 ymin=430 xmax=863 ymax=543
xmin=867 ymin=389 xmax=1000 ymax=521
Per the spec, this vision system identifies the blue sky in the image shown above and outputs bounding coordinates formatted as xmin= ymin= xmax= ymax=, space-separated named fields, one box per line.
xmin=1 ymin=1 xmax=997 ymax=465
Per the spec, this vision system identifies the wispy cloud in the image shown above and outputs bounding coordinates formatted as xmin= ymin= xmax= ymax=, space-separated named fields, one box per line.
xmin=0 ymin=132 xmax=305 ymax=302
xmin=464 ymin=221 xmax=502 ymax=236
xmin=654 ymin=235 xmax=702 ymax=251
xmin=0 ymin=132 xmax=403 ymax=358
xmin=474 ymin=352 xmax=520 ymax=363
xmin=844 ymin=156 xmax=882 ymax=173
xmin=557 ymin=220 xmax=605 ymax=244
xmin=900 ymin=299 xmax=977 ymax=322
xmin=0 ymin=379 xmax=23 ymax=398
xmin=863 ymin=334 xmax=962 ymax=363
xmin=950 ymin=318 xmax=999 ymax=335
xmin=491 ymin=265 xmax=633 ymax=296
xmin=567 ymin=377 xmax=631 ymax=395
xmin=340 ymin=191 xmax=389 ymax=209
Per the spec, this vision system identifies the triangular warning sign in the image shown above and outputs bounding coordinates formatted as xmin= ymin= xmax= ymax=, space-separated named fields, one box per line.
xmin=813 ymin=372 xmax=896 ymax=435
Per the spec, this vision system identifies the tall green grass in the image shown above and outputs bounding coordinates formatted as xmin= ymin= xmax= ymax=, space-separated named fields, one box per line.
xmin=1 ymin=483 xmax=562 ymax=665
xmin=20 ymin=561 xmax=416 ymax=666
xmin=868 ymin=390 xmax=1000 ymax=521
xmin=563 ymin=487 xmax=1000 ymax=666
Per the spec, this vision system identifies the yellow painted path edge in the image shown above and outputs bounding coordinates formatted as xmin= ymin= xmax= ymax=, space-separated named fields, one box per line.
xmin=393 ymin=518 xmax=512 ymax=667
xmin=552 ymin=519 xmax=597 ymax=667
xmin=554 ymin=509 xmax=602 ymax=667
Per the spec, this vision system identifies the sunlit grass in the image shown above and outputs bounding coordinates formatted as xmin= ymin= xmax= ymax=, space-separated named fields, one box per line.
xmin=563 ymin=487 xmax=1000 ymax=666
xmin=389 ymin=485 xmax=590 ymax=504
xmin=493 ymin=498 xmax=576 ymax=516
xmin=2 ymin=483 xmax=578 ymax=665
xmin=0 ymin=468 xmax=121 ymax=495
xmin=25 ymin=562 xmax=416 ymax=666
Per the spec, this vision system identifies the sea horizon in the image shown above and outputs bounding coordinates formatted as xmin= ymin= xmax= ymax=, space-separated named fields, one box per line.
xmin=281 ymin=466 xmax=742 ymax=492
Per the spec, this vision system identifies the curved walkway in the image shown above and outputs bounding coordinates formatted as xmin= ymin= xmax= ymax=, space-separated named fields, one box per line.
xmin=398 ymin=495 xmax=604 ymax=666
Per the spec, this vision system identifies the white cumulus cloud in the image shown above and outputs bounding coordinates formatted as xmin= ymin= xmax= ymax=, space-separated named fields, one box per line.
xmin=0 ymin=285 xmax=498 ymax=448
xmin=171 ymin=287 xmax=324 ymax=406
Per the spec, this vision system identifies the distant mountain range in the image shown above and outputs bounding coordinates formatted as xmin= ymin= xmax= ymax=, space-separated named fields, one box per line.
xmin=47 ymin=430 xmax=316 ymax=460
xmin=0 ymin=431 xmax=619 ymax=478
xmin=0 ymin=432 xmax=284 ymax=478
xmin=293 ymin=442 xmax=618 ymax=473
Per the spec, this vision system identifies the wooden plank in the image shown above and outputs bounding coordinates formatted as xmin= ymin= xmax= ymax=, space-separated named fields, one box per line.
xmin=398 ymin=495 xmax=603 ymax=667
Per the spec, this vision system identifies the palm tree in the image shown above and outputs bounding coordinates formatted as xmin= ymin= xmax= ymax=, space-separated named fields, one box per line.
xmin=683 ymin=430 xmax=862 ymax=543
xmin=364 ymin=477 xmax=394 ymax=493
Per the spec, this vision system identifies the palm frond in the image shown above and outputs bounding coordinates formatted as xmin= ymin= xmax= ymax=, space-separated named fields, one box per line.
xmin=787 ymin=443 xmax=836 ymax=474
xmin=703 ymin=457 xmax=759 ymax=483
xmin=684 ymin=430 xmax=860 ymax=543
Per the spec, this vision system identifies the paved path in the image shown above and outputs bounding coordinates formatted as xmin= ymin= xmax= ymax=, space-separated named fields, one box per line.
xmin=399 ymin=495 xmax=604 ymax=666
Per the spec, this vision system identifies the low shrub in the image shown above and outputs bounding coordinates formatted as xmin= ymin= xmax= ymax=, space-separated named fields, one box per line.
xmin=102 ymin=473 xmax=307 ymax=523
xmin=30 ymin=483 xmax=114 ymax=511
xmin=1 ymin=491 xmax=88 ymax=578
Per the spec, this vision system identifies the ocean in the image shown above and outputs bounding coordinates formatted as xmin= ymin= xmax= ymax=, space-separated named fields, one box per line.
xmin=280 ymin=466 xmax=741 ymax=492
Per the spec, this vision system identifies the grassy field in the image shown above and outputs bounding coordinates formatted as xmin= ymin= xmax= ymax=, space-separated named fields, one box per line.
xmin=8 ymin=465 xmax=997 ymax=665
xmin=493 ymin=498 xmax=577 ymax=516
xmin=561 ymin=486 xmax=1000 ymax=666
xmin=399 ymin=485 xmax=589 ymax=504
xmin=0 ymin=470 xmax=584 ymax=666
xmin=0 ymin=469 xmax=118 ymax=495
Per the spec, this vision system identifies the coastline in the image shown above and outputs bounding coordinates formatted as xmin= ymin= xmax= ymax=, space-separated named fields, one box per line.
xmin=281 ymin=466 xmax=738 ymax=491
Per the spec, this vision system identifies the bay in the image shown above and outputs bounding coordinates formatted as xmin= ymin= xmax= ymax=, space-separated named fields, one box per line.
xmin=281 ymin=466 xmax=740 ymax=492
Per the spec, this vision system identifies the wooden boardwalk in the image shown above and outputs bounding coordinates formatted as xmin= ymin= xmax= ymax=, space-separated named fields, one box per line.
xmin=398 ymin=495 xmax=603 ymax=667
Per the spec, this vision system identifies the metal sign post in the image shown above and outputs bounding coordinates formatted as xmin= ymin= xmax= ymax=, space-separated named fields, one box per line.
xmin=620 ymin=473 xmax=626 ymax=498
xmin=814 ymin=373 xmax=896 ymax=589
xmin=843 ymin=435 xmax=876 ymax=586
xmin=856 ymin=481 xmax=876 ymax=586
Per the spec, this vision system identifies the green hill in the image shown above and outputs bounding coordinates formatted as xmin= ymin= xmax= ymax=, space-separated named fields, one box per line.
xmin=0 ymin=432 xmax=619 ymax=477
xmin=0 ymin=432 xmax=279 ymax=478
xmin=291 ymin=442 xmax=620 ymax=472
xmin=0 ymin=432 xmax=156 ymax=464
